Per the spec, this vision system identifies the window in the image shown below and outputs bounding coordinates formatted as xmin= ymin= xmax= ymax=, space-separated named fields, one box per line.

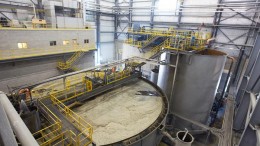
xmin=63 ymin=40 xmax=70 ymax=45
xmin=50 ymin=41 xmax=56 ymax=46
xmin=84 ymin=39 xmax=89 ymax=44
xmin=18 ymin=42 xmax=28 ymax=49
xmin=72 ymin=39 xmax=78 ymax=45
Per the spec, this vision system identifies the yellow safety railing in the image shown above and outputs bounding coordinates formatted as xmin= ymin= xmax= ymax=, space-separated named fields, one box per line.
xmin=32 ymin=73 xmax=92 ymax=99
xmin=57 ymin=50 xmax=85 ymax=70
xmin=128 ymin=27 xmax=210 ymax=38
xmin=33 ymin=100 xmax=62 ymax=145
xmin=50 ymin=78 xmax=92 ymax=103
xmin=86 ymin=80 xmax=92 ymax=92
xmin=57 ymin=44 xmax=96 ymax=70
xmin=126 ymin=27 xmax=210 ymax=51
xmin=150 ymin=40 xmax=166 ymax=54
xmin=124 ymin=38 xmax=142 ymax=48
xmin=49 ymin=94 xmax=93 ymax=146
xmin=0 ymin=44 xmax=96 ymax=61
xmin=106 ymin=69 xmax=131 ymax=84
xmin=144 ymin=34 xmax=156 ymax=44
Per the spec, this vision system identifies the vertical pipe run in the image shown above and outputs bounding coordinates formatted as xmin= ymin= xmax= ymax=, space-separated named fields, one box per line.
xmin=0 ymin=100 xmax=18 ymax=146
xmin=0 ymin=92 xmax=39 ymax=146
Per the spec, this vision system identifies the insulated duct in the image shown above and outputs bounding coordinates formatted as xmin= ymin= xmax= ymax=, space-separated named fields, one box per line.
xmin=0 ymin=92 xmax=39 ymax=146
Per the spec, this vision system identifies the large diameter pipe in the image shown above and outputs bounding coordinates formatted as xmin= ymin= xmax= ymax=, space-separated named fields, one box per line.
xmin=161 ymin=130 xmax=194 ymax=146
xmin=0 ymin=100 xmax=18 ymax=146
xmin=0 ymin=92 xmax=39 ymax=146
xmin=175 ymin=131 xmax=194 ymax=146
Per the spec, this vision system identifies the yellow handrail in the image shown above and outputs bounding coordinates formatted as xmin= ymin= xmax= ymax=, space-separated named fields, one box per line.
xmin=49 ymin=94 xmax=93 ymax=146
xmin=33 ymin=100 xmax=62 ymax=145
xmin=126 ymin=27 xmax=209 ymax=51
xmin=57 ymin=45 xmax=95 ymax=70
xmin=106 ymin=69 xmax=131 ymax=84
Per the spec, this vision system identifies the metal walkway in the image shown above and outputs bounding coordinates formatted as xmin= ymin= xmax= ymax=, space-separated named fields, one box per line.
xmin=39 ymin=97 xmax=93 ymax=146
xmin=45 ymin=103 xmax=81 ymax=135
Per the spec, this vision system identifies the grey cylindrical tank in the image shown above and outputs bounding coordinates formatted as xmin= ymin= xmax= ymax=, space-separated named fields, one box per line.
xmin=157 ymin=50 xmax=227 ymax=127
xmin=150 ymin=68 xmax=159 ymax=84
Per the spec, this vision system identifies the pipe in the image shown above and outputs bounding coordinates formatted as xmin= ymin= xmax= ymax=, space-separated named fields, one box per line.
xmin=0 ymin=100 xmax=18 ymax=146
xmin=161 ymin=130 xmax=194 ymax=146
xmin=222 ymin=56 xmax=235 ymax=98
xmin=0 ymin=92 xmax=39 ymax=146
xmin=175 ymin=130 xmax=194 ymax=146
xmin=161 ymin=131 xmax=176 ymax=144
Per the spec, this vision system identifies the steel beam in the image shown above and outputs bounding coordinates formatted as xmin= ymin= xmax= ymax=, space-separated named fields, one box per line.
xmin=150 ymin=0 xmax=155 ymax=28
xmin=96 ymin=0 xmax=101 ymax=63
xmin=238 ymin=93 xmax=260 ymax=146
xmin=232 ymin=5 xmax=259 ymax=85
xmin=234 ymin=31 xmax=260 ymax=131
xmin=177 ymin=0 xmax=184 ymax=27
xmin=218 ymin=28 xmax=240 ymax=49
xmin=0 ymin=11 xmax=11 ymax=20
xmin=229 ymin=8 xmax=259 ymax=26
xmin=212 ymin=0 xmax=223 ymax=38
xmin=114 ymin=0 xmax=119 ymax=39
xmin=129 ymin=0 xmax=133 ymax=28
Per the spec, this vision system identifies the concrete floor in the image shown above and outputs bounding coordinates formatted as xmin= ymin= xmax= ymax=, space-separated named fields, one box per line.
xmin=73 ymin=79 xmax=163 ymax=145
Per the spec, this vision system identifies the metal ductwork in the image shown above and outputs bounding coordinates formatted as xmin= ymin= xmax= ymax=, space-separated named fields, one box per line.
xmin=0 ymin=92 xmax=39 ymax=146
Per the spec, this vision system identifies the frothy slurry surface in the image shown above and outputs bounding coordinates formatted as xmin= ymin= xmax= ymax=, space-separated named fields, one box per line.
xmin=73 ymin=80 xmax=163 ymax=145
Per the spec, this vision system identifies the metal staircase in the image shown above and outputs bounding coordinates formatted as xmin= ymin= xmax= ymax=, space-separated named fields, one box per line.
xmin=57 ymin=51 xmax=85 ymax=71
xmin=140 ymin=35 xmax=163 ymax=50
xmin=141 ymin=38 xmax=169 ymax=59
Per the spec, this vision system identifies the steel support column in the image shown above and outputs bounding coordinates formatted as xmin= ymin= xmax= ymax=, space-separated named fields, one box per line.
xmin=238 ymin=93 xmax=260 ymax=146
xmin=150 ymin=0 xmax=155 ymax=28
xmin=234 ymin=31 xmax=260 ymax=131
xmin=96 ymin=0 xmax=101 ymax=63
xmin=232 ymin=1 xmax=259 ymax=85
xmin=114 ymin=0 xmax=119 ymax=39
xmin=212 ymin=0 xmax=223 ymax=37
xmin=177 ymin=0 xmax=184 ymax=27
xmin=129 ymin=0 xmax=133 ymax=28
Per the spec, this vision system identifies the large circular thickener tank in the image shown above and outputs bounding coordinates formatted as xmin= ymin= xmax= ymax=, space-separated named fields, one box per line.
xmin=73 ymin=78 xmax=168 ymax=146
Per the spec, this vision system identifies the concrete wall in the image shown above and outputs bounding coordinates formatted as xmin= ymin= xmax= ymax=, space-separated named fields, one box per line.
xmin=0 ymin=29 xmax=95 ymax=50
xmin=56 ymin=17 xmax=84 ymax=28
xmin=0 ymin=29 xmax=96 ymax=93
xmin=0 ymin=52 xmax=95 ymax=93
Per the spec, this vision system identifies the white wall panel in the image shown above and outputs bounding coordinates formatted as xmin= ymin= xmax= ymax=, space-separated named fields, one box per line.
xmin=57 ymin=17 xmax=84 ymax=28
xmin=132 ymin=16 xmax=150 ymax=21
xmin=154 ymin=16 xmax=178 ymax=22
xmin=100 ymin=33 xmax=115 ymax=42
xmin=100 ymin=16 xmax=114 ymax=21
xmin=63 ymin=0 xmax=78 ymax=8
xmin=181 ymin=16 xmax=214 ymax=24
xmin=216 ymin=29 xmax=248 ymax=44
xmin=100 ymin=20 xmax=114 ymax=26
xmin=100 ymin=20 xmax=114 ymax=31
xmin=133 ymin=1 xmax=151 ymax=7
xmin=100 ymin=43 xmax=115 ymax=63
xmin=183 ymin=0 xmax=217 ymax=5
xmin=101 ymin=26 xmax=115 ymax=31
